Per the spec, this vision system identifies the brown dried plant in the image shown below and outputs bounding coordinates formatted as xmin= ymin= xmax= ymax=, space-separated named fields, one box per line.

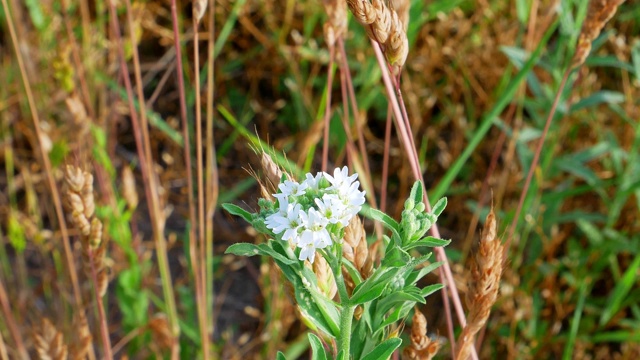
xmin=455 ymin=209 xmax=504 ymax=360
xmin=312 ymin=253 xmax=338 ymax=299
xmin=33 ymin=318 xmax=69 ymax=360
xmin=347 ymin=0 xmax=409 ymax=71
xmin=69 ymin=313 xmax=91 ymax=360
xmin=63 ymin=165 xmax=108 ymax=298
xmin=342 ymin=216 xmax=374 ymax=294
xmin=322 ymin=0 xmax=348 ymax=47
xmin=571 ymin=0 xmax=626 ymax=69
xmin=402 ymin=308 xmax=441 ymax=360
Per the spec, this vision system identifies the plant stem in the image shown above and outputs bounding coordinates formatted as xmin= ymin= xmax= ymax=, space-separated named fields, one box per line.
xmin=338 ymin=301 xmax=355 ymax=359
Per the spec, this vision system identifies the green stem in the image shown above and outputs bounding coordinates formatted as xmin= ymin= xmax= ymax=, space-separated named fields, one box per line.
xmin=338 ymin=298 xmax=355 ymax=359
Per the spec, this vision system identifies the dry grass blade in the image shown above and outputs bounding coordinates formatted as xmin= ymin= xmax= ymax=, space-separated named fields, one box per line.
xmin=455 ymin=208 xmax=504 ymax=360
xmin=571 ymin=0 xmax=626 ymax=69
xmin=402 ymin=308 xmax=441 ymax=360
xmin=33 ymin=319 xmax=69 ymax=360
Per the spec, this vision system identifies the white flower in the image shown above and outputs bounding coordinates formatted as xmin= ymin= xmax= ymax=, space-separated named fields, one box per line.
xmin=303 ymin=172 xmax=324 ymax=191
xmin=324 ymin=166 xmax=359 ymax=194
xmin=277 ymin=180 xmax=309 ymax=198
xmin=314 ymin=196 xmax=346 ymax=225
xmin=265 ymin=203 xmax=303 ymax=244
xmin=298 ymin=239 xmax=317 ymax=263
xmin=299 ymin=208 xmax=332 ymax=248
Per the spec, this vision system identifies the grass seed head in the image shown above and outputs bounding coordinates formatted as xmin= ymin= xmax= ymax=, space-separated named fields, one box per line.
xmin=403 ymin=308 xmax=441 ymax=360
xmin=572 ymin=0 xmax=625 ymax=69
xmin=33 ymin=318 xmax=68 ymax=360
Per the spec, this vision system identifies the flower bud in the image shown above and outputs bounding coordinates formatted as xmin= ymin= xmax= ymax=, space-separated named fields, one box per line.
xmin=415 ymin=202 xmax=425 ymax=213
xmin=404 ymin=199 xmax=415 ymax=211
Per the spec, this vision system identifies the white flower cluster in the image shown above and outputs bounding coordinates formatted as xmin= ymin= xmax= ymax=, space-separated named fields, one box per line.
xmin=265 ymin=166 xmax=366 ymax=263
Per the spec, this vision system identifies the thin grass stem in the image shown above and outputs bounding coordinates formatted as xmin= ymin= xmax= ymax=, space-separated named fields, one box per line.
xmin=371 ymin=38 xmax=478 ymax=360
xmin=322 ymin=45 xmax=336 ymax=172
xmin=107 ymin=1 xmax=180 ymax=353
xmin=205 ymin=0 xmax=219 ymax=338
xmin=88 ymin=249 xmax=113 ymax=359
xmin=194 ymin=10 xmax=211 ymax=358
xmin=0 ymin=2 xmax=90 ymax=355
xmin=0 ymin=276 xmax=28 ymax=360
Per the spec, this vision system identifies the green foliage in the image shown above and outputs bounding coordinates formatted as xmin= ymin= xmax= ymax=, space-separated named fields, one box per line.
xmin=7 ymin=212 xmax=25 ymax=252
xmin=225 ymin=178 xmax=447 ymax=359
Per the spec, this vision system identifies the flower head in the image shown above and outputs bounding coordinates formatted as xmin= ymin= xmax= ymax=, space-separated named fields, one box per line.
xmin=264 ymin=166 xmax=366 ymax=262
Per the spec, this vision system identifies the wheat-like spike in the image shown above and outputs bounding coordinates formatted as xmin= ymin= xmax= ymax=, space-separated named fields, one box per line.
xmin=193 ymin=0 xmax=207 ymax=23
xmin=342 ymin=216 xmax=374 ymax=294
xmin=312 ymin=253 xmax=337 ymax=299
xmin=390 ymin=0 xmax=410 ymax=31
xmin=322 ymin=0 xmax=347 ymax=46
xmin=69 ymin=314 xmax=91 ymax=360
xmin=370 ymin=0 xmax=392 ymax=44
xmin=147 ymin=314 xmax=176 ymax=350
xmin=384 ymin=11 xmax=409 ymax=71
xmin=455 ymin=208 xmax=503 ymax=360
xmin=33 ymin=318 xmax=69 ymax=360
xmin=347 ymin=0 xmax=409 ymax=70
xmin=259 ymin=152 xmax=284 ymax=195
xmin=402 ymin=308 xmax=441 ymax=360
xmin=64 ymin=165 xmax=108 ymax=300
xmin=121 ymin=166 xmax=139 ymax=210
xmin=571 ymin=0 xmax=625 ymax=69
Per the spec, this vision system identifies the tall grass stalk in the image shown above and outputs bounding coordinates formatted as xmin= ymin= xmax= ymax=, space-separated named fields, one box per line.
xmin=370 ymin=39 xmax=478 ymax=359
xmin=107 ymin=0 xmax=180 ymax=354
xmin=205 ymin=0 xmax=219 ymax=339
xmin=0 ymin=0 xmax=94 ymax=357
xmin=193 ymin=3 xmax=211 ymax=357
xmin=0 ymin=277 xmax=28 ymax=359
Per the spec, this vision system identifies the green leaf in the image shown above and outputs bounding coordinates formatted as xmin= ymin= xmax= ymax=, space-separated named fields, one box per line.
xmin=600 ymin=254 xmax=640 ymax=326
xmin=420 ymin=283 xmax=444 ymax=298
xmin=225 ymin=242 xmax=297 ymax=265
xmin=351 ymin=268 xmax=401 ymax=305
xmin=222 ymin=203 xmax=254 ymax=223
xmin=409 ymin=181 xmax=424 ymax=204
xmin=308 ymin=333 xmax=329 ymax=360
xmin=377 ymin=301 xmax=414 ymax=331
xmin=431 ymin=197 xmax=447 ymax=217
xmin=276 ymin=351 xmax=287 ymax=360
xmin=361 ymin=207 xmax=401 ymax=245
xmin=361 ymin=338 xmax=402 ymax=360
xmin=404 ymin=236 xmax=450 ymax=250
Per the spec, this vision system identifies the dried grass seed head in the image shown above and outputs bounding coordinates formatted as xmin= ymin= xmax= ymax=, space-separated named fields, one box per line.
xmin=572 ymin=0 xmax=626 ymax=69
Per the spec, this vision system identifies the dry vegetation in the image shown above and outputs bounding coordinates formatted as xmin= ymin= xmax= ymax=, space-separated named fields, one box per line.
xmin=1 ymin=0 xmax=639 ymax=359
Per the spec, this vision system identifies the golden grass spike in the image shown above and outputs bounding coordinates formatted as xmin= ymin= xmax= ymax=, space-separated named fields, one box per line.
xmin=193 ymin=0 xmax=207 ymax=23
xmin=346 ymin=0 xmax=409 ymax=70
xmin=402 ymin=308 xmax=441 ymax=360
xmin=342 ymin=216 xmax=373 ymax=293
xmin=259 ymin=152 xmax=283 ymax=194
xmin=312 ymin=253 xmax=338 ymax=299
xmin=121 ymin=166 xmax=139 ymax=210
xmin=33 ymin=319 xmax=69 ymax=360
xmin=69 ymin=314 xmax=91 ymax=360
xmin=571 ymin=0 xmax=626 ymax=69
xmin=455 ymin=208 xmax=504 ymax=360
xmin=322 ymin=0 xmax=347 ymax=46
